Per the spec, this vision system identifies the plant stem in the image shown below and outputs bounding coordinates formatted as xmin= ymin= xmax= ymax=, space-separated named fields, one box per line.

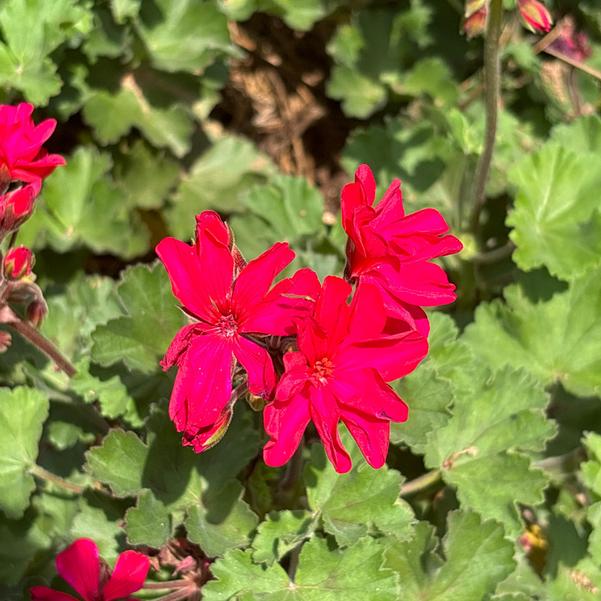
xmin=8 ymin=317 xmax=76 ymax=377
xmin=143 ymin=581 xmax=190 ymax=590
xmin=471 ymin=241 xmax=515 ymax=264
xmin=30 ymin=464 xmax=84 ymax=494
xmin=400 ymin=469 xmax=442 ymax=497
xmin=469 ymin=0 xmax=504 ymax=233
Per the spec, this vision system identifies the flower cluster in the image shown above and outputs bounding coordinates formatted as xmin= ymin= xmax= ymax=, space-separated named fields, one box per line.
xmin=158 ymin=164 xmax=461 ymax=472
xmin=0 ymin=104 xmax=65 ymax=339
xmin=464 ymin=0 xmax=552 ymax=38
xmin=30 ymin=538 xmax=150 ymax=601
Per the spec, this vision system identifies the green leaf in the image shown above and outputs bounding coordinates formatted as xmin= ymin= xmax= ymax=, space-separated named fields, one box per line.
xmin=391 ymin=363 xmax=453 ymax=454
xmin=0 ymin=387 xmax=49 ymax=519
xmin=305 ymin=440 xmax=414 ymax=546
xmin=326 ymin=3 xmax=432 ymax=117
xmin=135 ymin=0 xmax=232 ymax=73
xmin=70 ymin=501 xmax=122 ymax=560
xmin=85 ymin=429 xmax=147 ymax=497
xmin=424 ymin=368 xmax=555 ymax=535
xmin=252 ymin=510 xmax=315 ymax=566
xmin=582 ymin=433 xmax=601 ymax=497
xmin=83 ymin=76 xmax=194 ymax=157
xmin=111 ymin=0 xmax=140 ymax=23
xmin=21 ymin=147 xmax=149 ymax=259
xmin=204 ymin=537 xmax=398 ymax=600
xmin=385 ymin=511 xmax=515 ymax=601
xmin=507 ymin=141 xmax=601 ymax=281
xmin=114 ymin=139 xmax=180 ymax=210
xmin=86 ymin=409 xmax=259 ymax=547
xmin=125 ymin=490 xmax=171 ymax=547
xmin=463 ymin=272 xmax=601 ymax=397
xmin=91 ymin=262 xmax=186 ymax=373
xmin=167 ymin=136 xmax=273 ymax=238
xmin=185 ymin=481 xmax=259 ymax=557
xmin=241 ymin=175 xmax=325 ymax=247
xmin=0 ymin=0 xmax=92 ymax=103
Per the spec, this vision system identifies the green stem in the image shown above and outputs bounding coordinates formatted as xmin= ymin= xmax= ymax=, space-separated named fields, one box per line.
xmin=400 ymin=469 xmax=442 ymax=497
xmin=142 ymin=580 xmax=190 ymax=590
xmin=30 ymin=464 xmax=85 ymax=494
xmin=8 ymin=316 xmax=76 ymax=377
xmin=469 ymin=0 xmax=504 ymax=233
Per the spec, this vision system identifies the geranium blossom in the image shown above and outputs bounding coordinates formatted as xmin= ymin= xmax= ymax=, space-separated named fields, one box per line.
xmin=4 ymin=245 xmax=34 ymax=279
xmin=30 ymin=538 xmax=149 ymax=601
xmin=157 ymin=210 xmax=316 ymax=452
xmin=263 ymin=275 xmax=428 ymax=473
xmin=341 ymin=164 xmax=462 ymax=333
xmin=0 ymin=181 xmax=41 ymax=233
xmin=0 ymin=103 xmax=65 ymax=185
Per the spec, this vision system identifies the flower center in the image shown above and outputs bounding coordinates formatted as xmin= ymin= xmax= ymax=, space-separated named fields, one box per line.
xmin=311 ymin=357 xmax=335 ymax=385
xmin=216 ymin=313 xmax=238 ymax=338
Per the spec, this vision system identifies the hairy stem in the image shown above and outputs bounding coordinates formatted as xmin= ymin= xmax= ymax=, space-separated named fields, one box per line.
xmin=469 ymin=0 xmax=504 ymax=233
xmin=30 ymin=464 xmax=84 ymax=494
xmin=400 ymin=469 xmax=442 ymax=497
xmin=8 ymin=317 xmax=76 ymax=377
xmin=143 ymin=581 xmax=191 ymax=590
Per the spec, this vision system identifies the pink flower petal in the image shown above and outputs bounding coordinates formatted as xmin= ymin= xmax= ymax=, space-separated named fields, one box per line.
xmin=341 ymin=409 xmax=390 ymax=469
xmin=343 ymin=328 xmax=428 ymax=382
xmin=155 ymin=237 xmax=217 ymax=323
xmin=233 ymin=242 xmax=295 ymax=319
xmin=310 ymin=386 xmax=351 ymax=474
xmin=55 ymin=538 xmax=100 ymax=601
xmin=276 ymin=352 xmax=310 ymax=401
xmin=29 ymin=587 xmax=78 ymax=601
xmin=168 ymin=333 xmax=234 ymax=434
xmin=313 ymin=276 xmax=352 ymax=343
xmin=263 ymin=393 xmax=311 ymax=467
xmin=102 ymin=551 xmax=150 ymax=601
xmin=233 ymin=336 xmax=275 ymax=398
xmin=372 ymin=178 xmax=404 ymax=227
xmin=347 ymin=281 xmax=386 ymax=342
xmin=195 ymin=212 xmax=234 ymax=306
xmin=241 ymin=267 xmax=319 ymax=337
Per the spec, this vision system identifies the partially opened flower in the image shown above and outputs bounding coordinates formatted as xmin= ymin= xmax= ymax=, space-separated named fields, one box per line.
xmin=341 ymin=164 xmax=462 ymax=332
xmin=263 ymin=275 xmax=428 ymax=473
xmin=0 ymin=181 xmax=41 ymax=234
xmin=157 ymin=210 xmax=317 ymax=452
xmin=4 ymin=245 xmax=35 ymax=279
xmin=30 ymin=538 xmax=149 ymax=601
xmin=517 ymin=0 xmax=552 ymax=33
xmin=0 ymin=103 xmax=65 ymax=185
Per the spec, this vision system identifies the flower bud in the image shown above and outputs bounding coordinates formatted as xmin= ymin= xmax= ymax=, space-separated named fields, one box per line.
xmin=465 ymin=0 xmax=487 ymax=18
xmin=4 ymin=246 xmax=34 ymax=280
xmin=183 ymin=407 xmax=233 ymax=453
xmin=463 ymin=7 xmax=488 ymax=38
xmin=26 ymin=299 xmax=47 ymax=327
xmin=0 ymin=331 xmax=12 ymax=353
xmin=517 ymin=0 xmax=552 ymax=33
xmin=0 ymin=181 xmax=40 ymax=234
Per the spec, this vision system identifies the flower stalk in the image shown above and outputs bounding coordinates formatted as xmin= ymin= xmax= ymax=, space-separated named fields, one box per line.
xmin=470 ymin=0 xmax=504 ymax=233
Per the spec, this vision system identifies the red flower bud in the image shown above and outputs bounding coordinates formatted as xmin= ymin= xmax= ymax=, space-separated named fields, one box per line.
xmin=0 ymin=331 xmax=12 ymax=353
xmin=463 ymin=6 xmax=488 ymax=38
xmin=0 ymin=181 xmax=40 ymax=234
xmin=517 ymin=0 xmax=552 ymax=33
xmin=4 ymin=246 xmax=34 ymax=280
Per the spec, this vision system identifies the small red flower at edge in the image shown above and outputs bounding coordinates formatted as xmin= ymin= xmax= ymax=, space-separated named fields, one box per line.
xmin=4 ymin=245 xmax=34 ymax=279
xmin=263 ymin=275 xmax=428 ymax=473
xmin=157 ymin=210 xmax=316 ymax=453
xmin=0 ymin=103 xmax=65 ymax=185
xmin=30 ymin=538 xmax=149 ymax=601
xmin=341 ymin=164 xmax=462 ymax=332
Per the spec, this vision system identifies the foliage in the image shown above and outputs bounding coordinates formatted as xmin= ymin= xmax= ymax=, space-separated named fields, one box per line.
xmin=1 ymin=0 xmax=601 ymax=599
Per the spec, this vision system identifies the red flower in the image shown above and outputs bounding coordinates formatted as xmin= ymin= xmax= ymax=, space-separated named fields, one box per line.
xmin=464 ymin=7 xmax=487 ymax=38
xmin=263 ymin=275 xmax=428 ymax=473
xmin=157 ymin=210 xmax=316 ymax=452
xmin=0 ymin=181 xmax=40 ymax=233
xmin=0 ymin=103 xmax=65 ymax=185
xmin=341 ymin=164 xmax=462 ymax=332
xmin=4 ymin=245 xmax=34 ymax=279
xmin=30 ymin=538 xmax=149 ymax=601
xmin=517 ymin=0 xmax=552 ymax=33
